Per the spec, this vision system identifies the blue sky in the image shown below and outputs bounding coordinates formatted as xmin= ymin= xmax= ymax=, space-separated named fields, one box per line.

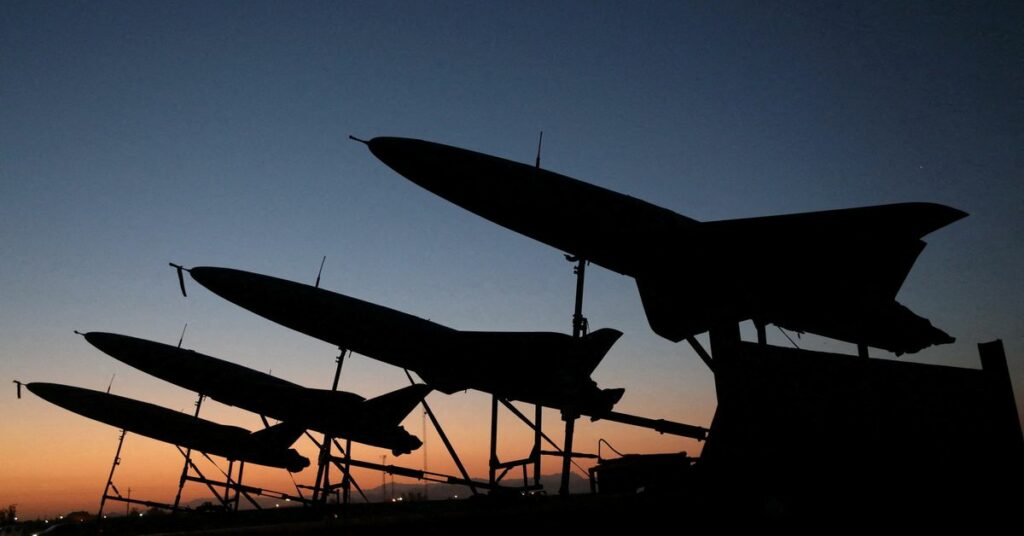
xmin=1 ymin=1 xmax=1021 ymax=517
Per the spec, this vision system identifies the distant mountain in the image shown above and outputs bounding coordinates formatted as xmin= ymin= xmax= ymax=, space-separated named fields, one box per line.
xmin=360 ymin=473 xmax=592 ymax=503
xmin=183 ymin=473 xmax=592 ymax=509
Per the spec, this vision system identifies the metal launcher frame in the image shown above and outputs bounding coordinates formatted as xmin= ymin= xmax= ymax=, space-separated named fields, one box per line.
xmin=308 ymin=256 xmax=711 ymax=500
xmin=96 ymin=393 xmax=311 ymax=519
xmin=89 ymin=253 xmax=713 ymax=515
xmin=482 ymin=256 xmax=711 ymax=497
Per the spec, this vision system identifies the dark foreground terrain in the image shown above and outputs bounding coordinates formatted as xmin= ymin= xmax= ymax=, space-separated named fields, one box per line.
xmin=10 ymin=486 xmax=1019 ymax=536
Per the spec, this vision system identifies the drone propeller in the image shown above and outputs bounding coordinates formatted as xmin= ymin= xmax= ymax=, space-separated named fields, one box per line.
xmin=169 ymin=262 xmax=189 ymax=297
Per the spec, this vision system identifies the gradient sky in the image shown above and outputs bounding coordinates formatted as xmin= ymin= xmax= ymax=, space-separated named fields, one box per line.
xmin=2 ymin=1 xmax=1021 ymax=519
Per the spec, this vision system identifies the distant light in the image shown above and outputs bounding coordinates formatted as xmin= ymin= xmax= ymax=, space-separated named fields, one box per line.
xmin=103 ymin=516 xmax=107 ymax=519
xmin=285 ymin=498 xmax=290 ymax=502
xmin=12 ymin=517 xmax=16 ymax=521
xmin=58 ymin=516 xmax=63 ymax=520
xmin=453 ymin=495 xmax=458 ymax=499
xmin=275 ymin=504 xmax=280 ymax=508
xmin=139 ymin=513 xmax=144 ymax=517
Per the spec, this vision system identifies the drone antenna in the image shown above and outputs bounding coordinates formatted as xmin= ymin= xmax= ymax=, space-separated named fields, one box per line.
xmin=315 ymin=256 xmax=326 ymax=289
xmin=535 ymin=131 xmax=544 ymax=169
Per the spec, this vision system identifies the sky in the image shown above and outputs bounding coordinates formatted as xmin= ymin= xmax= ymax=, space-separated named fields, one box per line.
xmin=2 ymin=0 xmax=1022 ymax=519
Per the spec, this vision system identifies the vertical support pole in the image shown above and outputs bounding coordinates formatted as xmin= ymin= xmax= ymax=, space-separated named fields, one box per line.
xmin=343 ymin=439 xmax=353 ymax=505
xmin=314 ymin=349 xmax=347 ymax=507
xmin=755 ymin=320 xmax=767 ymax=345
xmin=234 ymin=461 xmax=245 ymax=512
xmin=571 ymin=258 xmax=587 ymax=338
xmin=560 ymin=256 xmax=587 ymax=497
xmin=533 ymin=404 xmax=542 ymax=488
xmin=858 ymin=344 xmax=869 ymax=358
xmin=330 ymin=349 xmax=346 ymax=391
xmin=311 ymin=449 xmax=327 ymax=505
xmin=224 ymin=460 xmax=234 ymax=510
xmin=173 ymin=394 xmax=205 ymax=511
xmin=98 ymin=429 xmax=127 ymax=518
xmin=559 ymin=412 xmax=577 ymax=497
xmin=489 ymin=394 xmax=499 ymax=488
xmin=321 ymin=453 xmax=331 ymax=505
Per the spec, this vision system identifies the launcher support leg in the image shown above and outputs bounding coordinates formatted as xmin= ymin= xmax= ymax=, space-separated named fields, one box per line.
xmin=489 ymin=394 xmax=499 ymax=488
xmin=224 ymin=460 xmax=234 ymax=510
xmin=533 ymin=404 xmax=542 ymax=488
xmin=571 ymin=258 xmax=587 ymax=337
xmin=559 ymin=411 xmax=578 ymax=497
xmin=178 ymin=449 xmax=228 ymax=506
xmin=312 ymin=437 xmax=332 ymax=506
xmin=342 ymin=439 xmax=352 ymax=505
xmin=98 ymin=429 xmax=127 ymax=518
xmin=173 ymin=394 xmax=205 ymax=511
xmin=405 ymin=369 xmax=479 ymax=496
xmin=322 ymin=450 xmax=332 ymax=505
xmin=313 ymin=349 xmax=347 ymax=506
xmin=234 ymin=461 xmax=245 ymax=512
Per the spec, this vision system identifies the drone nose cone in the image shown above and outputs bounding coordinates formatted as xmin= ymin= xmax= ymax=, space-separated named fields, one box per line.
xmin=25 ymin=382 xmax=83 ymax=407
xmin=82 ymin=331 xmax=142 ymax=354
xmin=189 ymin=266 xmax=304 ymax=326
xmin=366 ymin=136 xmax=398 ymax=153
xmin=189 ymin=266 xmax=258 ymax=301
xmin=82 ymin=332 xmax=153 ymax=367
xmin=25 ymin=382 xmax=59 ymax=400
xmin=82 ymin=331 xmax=117 ymax=352
xmin=365 ymin=136 xmax=417 ymax=163
xmin=188 ymin=266 xmax=229 ymax=289
xmin=365 ymin=137 xmax=462 ymax=191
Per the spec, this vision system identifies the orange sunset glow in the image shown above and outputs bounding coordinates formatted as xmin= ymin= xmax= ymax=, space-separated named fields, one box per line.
xmin=5 ymin=368 xmax=712 ymax=519
xmin=2 ymin=1 xmax=1021 ymax=527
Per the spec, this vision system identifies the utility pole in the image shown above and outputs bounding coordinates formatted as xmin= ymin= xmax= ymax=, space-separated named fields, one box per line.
xmin=560 ymin=256 xmax=587 ymax=496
